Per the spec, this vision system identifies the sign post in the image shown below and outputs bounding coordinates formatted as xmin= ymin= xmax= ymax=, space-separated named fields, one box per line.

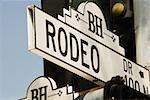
xmin=27 ymin=2 xmax=150 ymax=95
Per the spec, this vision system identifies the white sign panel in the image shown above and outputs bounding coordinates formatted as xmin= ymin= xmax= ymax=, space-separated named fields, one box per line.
xmin=21 ymin=76 xmax=74 ymax=100
xmin=27 ymin=2 xmax=150 ymax=94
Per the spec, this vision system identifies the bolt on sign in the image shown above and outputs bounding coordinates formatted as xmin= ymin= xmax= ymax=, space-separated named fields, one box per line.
xmin=27 ymin=2 xmax=150 ymax=94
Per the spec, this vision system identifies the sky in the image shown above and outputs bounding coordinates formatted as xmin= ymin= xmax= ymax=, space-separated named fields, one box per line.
xmin=0 ymin=0 xmax=43 ymax=99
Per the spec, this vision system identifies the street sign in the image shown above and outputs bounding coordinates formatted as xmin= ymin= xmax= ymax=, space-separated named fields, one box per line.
xmin=21 ymin=76 xmax=74 ymax=100
xmin=27 ymin=2 xmax=150 ymax=94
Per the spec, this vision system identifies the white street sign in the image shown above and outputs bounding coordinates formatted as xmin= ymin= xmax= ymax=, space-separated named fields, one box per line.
xmin=21 ymin=76 xmax=74 ymax=100
xmin=27 ymin=2 xmax=150 ymax=94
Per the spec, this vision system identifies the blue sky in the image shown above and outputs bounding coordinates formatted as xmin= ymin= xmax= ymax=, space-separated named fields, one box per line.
xmin=0 ymin=0 xmax=43 ymax=99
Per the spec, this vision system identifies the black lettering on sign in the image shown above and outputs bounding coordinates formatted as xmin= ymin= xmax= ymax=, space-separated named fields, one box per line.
xmin=88 ymin=11 xmax=103 ymax=38
xmin=95 ymin=15 xmax=103 ymax=38
xmin=143 ymin=85 xmax=149 ymax=94
xmin=123 ymin=59 xmax=127 ymax=72
xmin=46 ymin=20 xmax=56 ymax=52
xmin=129 ymin=77 xmax=134 ymax=89
xmin=124 ymin=75 xmax=127 ymax=85
xmin=31 ymin=88 xmax=38 ymax=100
xmin=31 ymin=86 xmax=48 ymax=100
xmin=39 ymin=86 xmax=47 ymax=100
xmin=81 ymin=39 xmax=89 ymax=69
xmin=128 ymin=61 xmax=133 ymax=75
xmin=125 ymin=75 xmax=141 ymax=92
xmin=135 ymin=80 xmax=140 ymax=92
xmin=70 ymin=33 xmax=79 ymax=62
xmin=88 ymin=11 xmax=95 ymax=33
xmin=123 ymin=59 xmax=133 ymax=75
xmin=91 ymin=45 xmax=100 ymax=73
xmin=58 ymin=27 xmax=68 ymax=57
